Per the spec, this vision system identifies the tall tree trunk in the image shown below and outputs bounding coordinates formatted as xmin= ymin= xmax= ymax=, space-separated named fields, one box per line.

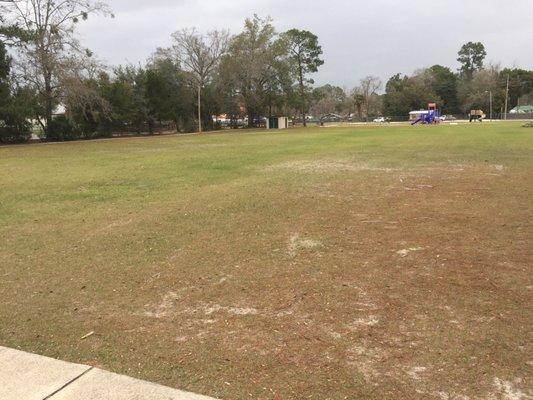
xmin=44 ymin=72 xmax=53 ymax=137
xmin=301 ymin=93 xmax=307 ymax=127
xmin=356 ymin=104 xmax=362 ymax=121
xmin=298 ymin=62 xmax=306 ymax=127
xmin=197 ymin=85 xmax=202 ymax=133
xmin=248 ymin=108 xmax=254 ymax=128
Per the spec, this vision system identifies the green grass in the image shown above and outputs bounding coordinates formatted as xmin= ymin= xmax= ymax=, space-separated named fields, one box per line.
xmin=0 ymin=122 xmax=531 ymax=399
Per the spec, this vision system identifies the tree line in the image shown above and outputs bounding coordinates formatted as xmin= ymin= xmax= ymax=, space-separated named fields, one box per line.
xmin=0 ymin=1 xmax=324 ymax=143
xmin=310 ymin=42 xmax=533 ymax=121
xmin=1 ymin=1 xmax=532 ymax=144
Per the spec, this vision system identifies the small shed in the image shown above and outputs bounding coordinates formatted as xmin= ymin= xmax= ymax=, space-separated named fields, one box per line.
xmin=267 ymin=116 xmax=289 ymax=130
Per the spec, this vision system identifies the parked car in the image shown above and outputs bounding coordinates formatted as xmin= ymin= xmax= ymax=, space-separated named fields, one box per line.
xmin=373 ymin=117 xmax=390 ymax=123
xmin=320 ymin=113 xmax=343 ymax=123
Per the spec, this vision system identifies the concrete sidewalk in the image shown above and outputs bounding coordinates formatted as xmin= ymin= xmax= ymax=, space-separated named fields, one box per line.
xmin=0 ymin=346 xmax=217 ymax=400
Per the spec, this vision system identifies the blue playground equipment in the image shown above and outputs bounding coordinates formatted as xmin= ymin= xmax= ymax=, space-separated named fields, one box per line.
xmin=411 ymin=103 xmax=441 ymax=125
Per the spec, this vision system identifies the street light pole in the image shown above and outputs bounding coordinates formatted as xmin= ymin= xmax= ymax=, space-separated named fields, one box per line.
xmin=485 ymin=90 xmax=493 ymax=122
xmin=504 ymin=74 xmax=510 ymax=120
xmin=489 ymin=90 xmax=493 ymax=122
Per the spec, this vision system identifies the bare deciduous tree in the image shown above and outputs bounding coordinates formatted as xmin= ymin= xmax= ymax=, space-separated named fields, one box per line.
xmin=170 ymin=28 xmax=230 ymax=133
xmin=354 ymin=75 xmax=382 ymax=121
xmin=61 ymin=55 xmax=110 ymax=121
xmin=1 ymin=0 xmax=112 ymax=133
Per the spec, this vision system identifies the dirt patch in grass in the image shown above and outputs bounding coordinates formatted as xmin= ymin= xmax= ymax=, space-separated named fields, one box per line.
xmin=287 ymin=233 xmax=323 ymax=257
xmin=265 ymin=159 xmax=398 ymax=173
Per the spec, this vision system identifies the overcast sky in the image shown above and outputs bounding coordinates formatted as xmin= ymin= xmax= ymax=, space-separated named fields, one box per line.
xmin=78 ymin=0 xmax=533 ymax=88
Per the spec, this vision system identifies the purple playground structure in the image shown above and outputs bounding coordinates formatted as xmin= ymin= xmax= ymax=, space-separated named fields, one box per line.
xmin=410 ymin=103 xmax=441 ymax=125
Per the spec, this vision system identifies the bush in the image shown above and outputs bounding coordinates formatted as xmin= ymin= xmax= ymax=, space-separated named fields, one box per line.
xmin=84 ymin=128 xmax=113 ymax=139
xmin=0 ymin=122 xmax=32 ymax=144
xmin=46 ymin=115 xmax=79 ymax=141
xmin=46 ymin=115 xmax=116 ymax=141
xmin=71 ymin=112 xmax=113 ymax=139
xmin=523 ymin=122 xmax=533 ymax=128
xmin=180 ymin=118 xmax=197 ymax=133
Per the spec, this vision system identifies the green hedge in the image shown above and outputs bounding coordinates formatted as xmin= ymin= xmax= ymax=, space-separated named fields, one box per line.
xmin=0 ymin=122 xmax=32 ymax=144
xmin=46 ymin=115 xmax=113 ymax=141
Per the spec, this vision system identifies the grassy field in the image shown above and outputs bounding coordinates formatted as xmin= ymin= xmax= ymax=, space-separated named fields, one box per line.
xmin=0 ymin=123 xmax=531 ymax=399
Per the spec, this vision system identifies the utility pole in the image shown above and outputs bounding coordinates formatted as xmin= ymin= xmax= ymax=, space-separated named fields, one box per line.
xmin=504 ymin=74 xmax=510 ymax=120
xmin=485 ymin=90 xmax=493 ymax=122
xmin=489 ymin=90 xmax=493 ymax=122
xmin=197 ymin=84 xmax=202 ymax=133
